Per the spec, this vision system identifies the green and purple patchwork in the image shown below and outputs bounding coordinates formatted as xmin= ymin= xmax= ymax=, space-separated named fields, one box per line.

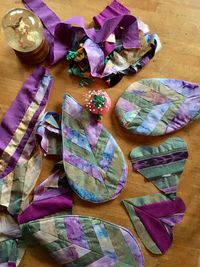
xmin=123 ymin=193 xmax=186 ymax=254
xmin=61 ymin=94 xmax=128 ymax=203
xmin=21 ymin=214 xmax=144 ymax=267
xmin=115 ymin=78 xmax=200 ymax=136
xmin=130 ymin=137 xmax=188 ymax=197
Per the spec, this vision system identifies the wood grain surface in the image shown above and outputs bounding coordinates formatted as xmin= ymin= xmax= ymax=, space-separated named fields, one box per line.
xmin=0 ymin=1 xmax=200 ymax=266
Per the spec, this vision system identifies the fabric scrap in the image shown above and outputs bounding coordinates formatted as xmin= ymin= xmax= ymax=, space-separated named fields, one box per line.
xmin=17 ymin=163 xmax=73 ymax=224
xmin=123 ymin=193 xmax=186 ymax=254
xmin=130 ymin=137 xmax=188 ymax=197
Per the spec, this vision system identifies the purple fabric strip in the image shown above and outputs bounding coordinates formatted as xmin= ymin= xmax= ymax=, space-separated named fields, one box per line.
xmin=137 ymin=198 xmax=186 ymax=218
xmin=8 ymin=263 xmax=16 ymax=267
xmin=1 ymin=71 xmax=53 ymax=178
xmin=133 ymin=151 xmax=188 ymax=170
xmin=23 ymin=0 xmax=60 ymax=36
xmin=85 ymin=121 xmax=103 ymax=150
xmin=134 ymin=198 xmax=185 ymax=253
xmin=17 ymin=194 xmax=72 ymax=224
xmin=64 ymin=217 xmax=90 ymax=249
xmin=160 ymin=214 xmax=184 ymax=226
xmin=33 ymin=170 xmax=60 ymax=201
xmin=0 ymin=67 xmax=47 ymax=157
xmin=63 ymin=149 xmax=104 ymax=183
xmin=93 ymin=0 xmax=130 ymax=27
xmin=135 ymin=207 xmax=171 ymax=253
xmin=161 ymin=186 xmax=177 ymax=194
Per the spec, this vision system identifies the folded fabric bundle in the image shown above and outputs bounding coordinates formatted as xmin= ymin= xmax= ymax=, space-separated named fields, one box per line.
xmin=123 ymin=193 xmax=186 ymax=254
xmin=130 ymin=137 xmax=188 ymax=197
xmin=21 ymin=214 xmax=144 ymax=267
xmin=115 ymin=78 xmax=200 ymax=135
xmin=23 ymin=0 xmax=161 ymax=87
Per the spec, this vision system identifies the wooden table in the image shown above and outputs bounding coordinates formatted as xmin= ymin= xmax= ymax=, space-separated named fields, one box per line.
xmin=0 ymin=1 xmax=200 ymax=266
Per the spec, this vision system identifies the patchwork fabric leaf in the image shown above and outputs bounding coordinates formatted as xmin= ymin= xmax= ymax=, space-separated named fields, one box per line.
xmin=17 ymin=163 xmax=73 ymax=224
xmin=115 ymin=78 xmax=200 ymax=135
xmin=130 ymin=137 xmax=188 ymax=197
xmin=61 ymin=94 xmax=127 ymax=203
xmin=123 ymin=193 xmax=186 ymax=254
xmin=21 ymin=215 xmax=144 ymax=267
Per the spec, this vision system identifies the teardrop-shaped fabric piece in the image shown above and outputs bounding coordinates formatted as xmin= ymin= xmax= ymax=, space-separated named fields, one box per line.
xmin=115 ymin=78 xmax=200 ymax=135
xmin=21 ymin=215 xmax=144 ymax=267
xmin=130 ymin=137 xmax=188 ymax=197
xmin=123 ymin=193 xmax=186 ymax=254
xmin=61 ymin=94 xmax=128 ymax=203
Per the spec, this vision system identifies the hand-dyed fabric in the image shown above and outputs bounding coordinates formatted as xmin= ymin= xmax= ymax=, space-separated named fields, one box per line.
xmin=23 ymin=0 xmax=161 ymax=87
xmin=0 ymin=238 xmax=25 ymax=267
xmin=0 ymin=214 xmax=25 ymax=267
xmin=115 ymin=78 xmax=200 ymax=135
xmin=123 ymin=193 xmax=186 ymax=254
xmin=0 ymin=67 xmax=53 ymax=179
xmin=17 ymin=164 xmax=73 ymax=224
xmin=62 ymin=94 xmax=127 ymax=203
xmin=130 ymin=137 xmax=188 ymax=197
xmin=0 ymin=67 xmax=55 ymax=267
xmin=36 ymin=112 xmax=62 ymax=155
xmin=0 ymin=67 xmax=53 ymax=215
xmin=21 ymin=214 xmax=144 ymax=267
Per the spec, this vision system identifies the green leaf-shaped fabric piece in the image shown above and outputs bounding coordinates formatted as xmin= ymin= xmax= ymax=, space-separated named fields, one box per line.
xmin=61 ymin=94 xmax=128 ymax=203
xmin=21 ymin=214 xmax=144 ymax=267
xmin=130 ymin=137 xmax=188 ymax=197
